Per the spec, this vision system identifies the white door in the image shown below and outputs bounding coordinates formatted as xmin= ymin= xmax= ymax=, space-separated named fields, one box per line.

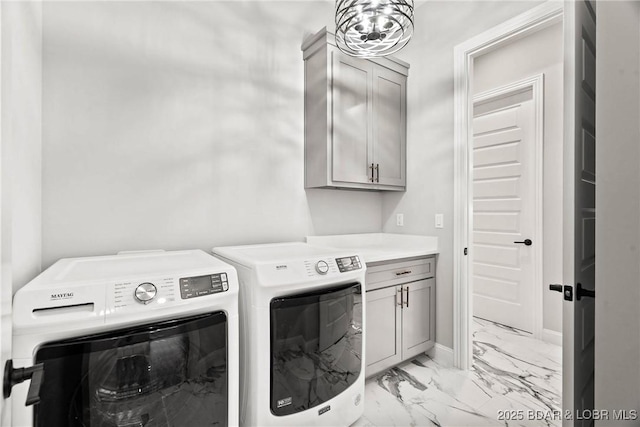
xmin=560 ymin=1 xmax=596 ymax=425
xmin=471 ymin=91 xmax=537 ymax=333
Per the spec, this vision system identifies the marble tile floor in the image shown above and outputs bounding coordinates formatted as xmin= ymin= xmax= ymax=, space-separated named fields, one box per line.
xmin=355 ymin=317 xmax=562 ymax=427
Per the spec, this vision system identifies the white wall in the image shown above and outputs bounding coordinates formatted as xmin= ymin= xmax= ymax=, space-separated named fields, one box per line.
xmin=382 ymin=0 xmax=544 ymax=349
xmin=595 ymin=1 xmax=640 ymax=422
xmin=472 ymin=22 xmax=563 ymax=334
xmin=40 ymin=1 xmax=382 ymax=270
xmin=0 ymin=1 xmax=43 ymax=423
xmin=2 ymin=2 xmax=42 ymax=295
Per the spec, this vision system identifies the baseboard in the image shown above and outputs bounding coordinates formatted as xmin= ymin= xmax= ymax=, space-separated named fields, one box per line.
xmin=427 ymin=343 xmax=454 ymax=368
xmin=542 ymin=328 xmax=562 ymax=346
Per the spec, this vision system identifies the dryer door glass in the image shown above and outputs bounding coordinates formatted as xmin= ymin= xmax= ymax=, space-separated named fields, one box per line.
xmin=270 ymin=283 xmax=362 ymax=416
xmin=33 ymin=311 xmax=227 ymax=427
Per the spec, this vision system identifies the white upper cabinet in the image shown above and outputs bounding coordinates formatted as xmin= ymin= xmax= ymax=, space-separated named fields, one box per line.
xmin=302 ymin=28 xmax=408 ymax=191
xmin=332 ymin=53 xmax=374 ymax=185
xmin=373 ymin=65 xmax=406 ymax=187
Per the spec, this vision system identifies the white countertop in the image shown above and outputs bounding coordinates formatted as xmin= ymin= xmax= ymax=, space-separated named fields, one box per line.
xmin=306 ymin=233 xmax=438 ymax=263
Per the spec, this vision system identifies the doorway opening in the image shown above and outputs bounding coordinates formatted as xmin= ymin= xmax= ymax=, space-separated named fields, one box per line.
xmin=453 ymin=6 xmax=565 ymax=415
xmin=456 ymin=0 xmax=598 ymax=419
xmin=452 ymin=0 xmax=563 ymax=371
xmin=468 ymin=19 xmax=564 ymax=414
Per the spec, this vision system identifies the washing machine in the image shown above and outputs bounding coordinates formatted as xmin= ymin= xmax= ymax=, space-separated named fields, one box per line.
xmin=212 ymin=242 xmax=365 ymax=427
xmin=7 ymin=249 xmax=239 ymax=427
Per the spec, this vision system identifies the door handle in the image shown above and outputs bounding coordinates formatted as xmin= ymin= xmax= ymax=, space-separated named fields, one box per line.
xmin=375 ymin=164 xmax=379 ymax=183
xmin=405 ymin=286 xmax=409 ymax=308
xmin=397 ymin=287 xmax=403 ymax=306
xmin=369 ymin=163 xmax=375 ymax=182
xmin=514 ymin=239 xmax=532 ymax=246
xmin=576 ymin=283 xmax=595 ymax=301
xmin=3 ymin=360 xmax=45 ymax=406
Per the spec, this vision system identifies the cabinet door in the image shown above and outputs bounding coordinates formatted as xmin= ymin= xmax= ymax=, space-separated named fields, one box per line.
xmin=365 ymin=286 xmax=402 ymax=377
xmin=373 ymin=66 xmax=406 ymax=187
xmin=332 ymin=51 xmax=373 ymax=185
xmin=401 ymin=278 xmax=435 ymax=359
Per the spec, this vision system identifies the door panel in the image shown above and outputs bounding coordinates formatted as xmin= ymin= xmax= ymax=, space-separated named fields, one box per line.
xmin=365 ymin=286 xmax=401 ymax=376
xmin=563 ymin=1 xmax=596 ymax=424
xmin=332 ymin=52 xmax=372 ymax=185
xmin=474 ymin=141 xmax=522 ymax=168
xmin=472 ymin=96 xmax=536 ymax=333
xmin=33 ymin=312 xmax=228 ymax=427
xmin=270 ymin=283 xmax=363 ymax=416
xmin=373 ymin=66 xmax=406 ymax=186
xmin=402 ymin=278 xmax=435 ymax=359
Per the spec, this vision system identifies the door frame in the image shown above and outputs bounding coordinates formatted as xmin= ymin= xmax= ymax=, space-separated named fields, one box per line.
xmin=472 ymin=73 xmax=545 ymax=338
xmin=452 ymin=1 xmax=563 ymax=370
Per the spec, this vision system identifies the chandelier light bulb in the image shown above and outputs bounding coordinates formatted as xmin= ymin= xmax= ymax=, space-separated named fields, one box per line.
xmin=335 ymin=0 xmax=414 ymax=58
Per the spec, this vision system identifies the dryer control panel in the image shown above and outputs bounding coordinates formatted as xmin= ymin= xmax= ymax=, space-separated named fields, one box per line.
xmin=336 ymin=256 xmax=362 ymax=272
xmin=180 ymin=273 xmax=229 ymax=299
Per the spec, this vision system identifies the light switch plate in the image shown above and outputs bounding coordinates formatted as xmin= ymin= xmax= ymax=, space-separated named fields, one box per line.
xmin=435 ymin=213 xmax=443 ymax=229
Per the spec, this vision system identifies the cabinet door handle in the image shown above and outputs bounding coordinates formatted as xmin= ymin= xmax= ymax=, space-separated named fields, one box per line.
xmin=395 ymin=270 xmax=412 ymax=276
xmin=375 ymin=163 xmax=379 ymax=182
xmin=369 ymin=163 xmax=375 ymax=182
xmin=405 ymin=286 xmax=409 ymax=308
xmin=397 ymin=287 xmax=403 ymax=307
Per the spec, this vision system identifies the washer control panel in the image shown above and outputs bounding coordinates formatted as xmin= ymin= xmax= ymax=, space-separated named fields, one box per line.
xmin=336 ymin=256 xmax=362 ymax=272
xmin=109 ymin=271 xmax=231 ymax=315
xmin=180 ymin=273 xmax=229 ymax=299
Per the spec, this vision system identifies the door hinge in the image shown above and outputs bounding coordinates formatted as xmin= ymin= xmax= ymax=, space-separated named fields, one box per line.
xmin=464 ymin=248 xmax=468 ymax=256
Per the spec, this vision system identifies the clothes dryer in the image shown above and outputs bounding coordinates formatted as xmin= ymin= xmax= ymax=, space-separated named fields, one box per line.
xmin=213 ymin=242 xmax=365 ymax=427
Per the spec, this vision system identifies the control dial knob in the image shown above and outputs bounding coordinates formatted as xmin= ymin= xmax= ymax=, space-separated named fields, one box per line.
xmin=135 ymin=282 xmax=157 ymax=304
xmin=315 ymin=260 xmax=329 ymax=275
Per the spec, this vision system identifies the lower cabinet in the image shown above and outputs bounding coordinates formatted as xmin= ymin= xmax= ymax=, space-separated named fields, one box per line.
xmin=365 ymin=257 xmax=436 ymax=378
xmin=365 ymin=285 xmax=402 ymax=372
xmin=402 ymin=278 xmax=435 ymax=358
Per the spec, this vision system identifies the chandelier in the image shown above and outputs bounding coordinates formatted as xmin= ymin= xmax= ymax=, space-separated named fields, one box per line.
xmin=335 ymin=0 xmax=414 ymax=58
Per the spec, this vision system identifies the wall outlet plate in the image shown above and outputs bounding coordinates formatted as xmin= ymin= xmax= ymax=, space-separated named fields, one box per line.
xmin=396 ymin=213 xmax=404 ymax=227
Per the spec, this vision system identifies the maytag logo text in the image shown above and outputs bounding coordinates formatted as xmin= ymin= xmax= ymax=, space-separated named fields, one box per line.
xmin=50 ymin=292 xmax=74 ymax=300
